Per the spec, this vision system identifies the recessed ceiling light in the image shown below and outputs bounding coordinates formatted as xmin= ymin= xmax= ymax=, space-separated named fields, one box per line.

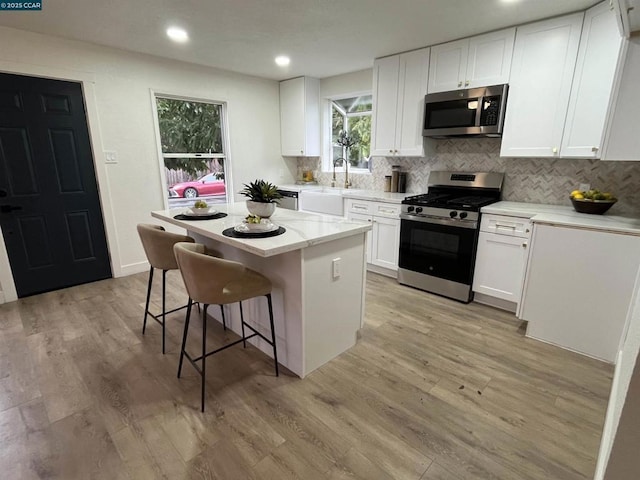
xmin=275 ymin=56 xmax=290 ymax=67
xmin=167 ymin=27 xmax=189 ymax=43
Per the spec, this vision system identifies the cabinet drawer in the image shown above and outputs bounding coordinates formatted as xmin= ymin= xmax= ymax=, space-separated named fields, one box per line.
xmin=346 ymin=198 xmax=373 ymax=215
xmin=481 ymin=214 xmax=531 ymax=237
xmin=346 ymin=199 xmax=400 ymax=219
xmin=372 ymin=202 xmax=400 ymax=219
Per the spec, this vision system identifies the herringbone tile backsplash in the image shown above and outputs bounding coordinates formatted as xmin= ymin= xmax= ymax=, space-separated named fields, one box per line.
xmin=298 ymin=138 xmax=640 ymax=216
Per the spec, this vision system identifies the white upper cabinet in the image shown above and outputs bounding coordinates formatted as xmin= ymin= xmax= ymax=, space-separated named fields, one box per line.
xmin=561 ymin=2 xmax=623 ymax=158
xmin=500 ymin=13 xmax=584 ymax=158
xmin=280 ymin=77 xmax=320 ymax=157
xmin=371 ymin=48 xmax=429 ymax=157
xmin=427 ymin=28 xmax=515 ymax=93
xmin=602 ymin=31 xmax=640 ymax=160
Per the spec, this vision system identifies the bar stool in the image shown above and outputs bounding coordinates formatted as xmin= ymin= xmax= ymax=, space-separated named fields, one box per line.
xmin=173 ymin=242 xmax=279 ymax=412
xmin=136 ymin=224 xmax=197 ymax=354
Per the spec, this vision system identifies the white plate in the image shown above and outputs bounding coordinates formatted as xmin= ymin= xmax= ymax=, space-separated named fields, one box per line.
xmin=185 ymin=208 xmax=217 ymax=216
xmin=234 ymin=222 xmax=278 ymax=233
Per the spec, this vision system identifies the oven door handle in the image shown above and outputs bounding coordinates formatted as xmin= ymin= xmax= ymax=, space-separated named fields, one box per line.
xmin=400 ymin=213 xmax=478 ymax=229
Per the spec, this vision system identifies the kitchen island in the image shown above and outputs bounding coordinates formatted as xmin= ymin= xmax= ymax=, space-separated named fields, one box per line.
xmin=152 ymin=203 xmax=372 ymax=377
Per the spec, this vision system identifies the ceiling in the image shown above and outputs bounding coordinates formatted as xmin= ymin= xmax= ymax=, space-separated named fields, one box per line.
xmin=0 ymin=0 xmax=599 ymax=80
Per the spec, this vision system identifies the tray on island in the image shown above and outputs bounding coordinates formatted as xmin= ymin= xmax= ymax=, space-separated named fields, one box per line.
xmin=222 ymin=226 xmax=286 ymax=238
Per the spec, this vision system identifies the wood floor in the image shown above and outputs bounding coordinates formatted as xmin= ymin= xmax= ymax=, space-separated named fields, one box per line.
xmin=0 ymin=271 xmax=613 ymax=479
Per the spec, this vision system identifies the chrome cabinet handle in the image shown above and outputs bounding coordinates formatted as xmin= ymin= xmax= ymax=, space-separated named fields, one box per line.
xmin=552 ymin=147 xmax=558 ymax=154
xmin=591 ymin=146 xmax=599 ymax=152
xmin=522 ymin=242 xmax=527 ymax=248
xmin=465 ymin=80 xmax=469 ymax=86
xmin=457 ymin=81 xmax=462 ymax=87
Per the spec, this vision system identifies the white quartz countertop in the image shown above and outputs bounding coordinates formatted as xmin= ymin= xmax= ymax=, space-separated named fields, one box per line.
xmin=277 ymin=184 xmax=406 ymax=204
xmin=482 ymin=201 xmax=640 ymax=235
xmin=152 ymin=202 xmax=372 ymax=257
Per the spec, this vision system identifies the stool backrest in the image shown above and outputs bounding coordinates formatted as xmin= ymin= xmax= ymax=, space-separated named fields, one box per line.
xmin=137 ymin=224 xmax=194 ymax=270
xmin=173 ymin=242 xmax=246 ymax=305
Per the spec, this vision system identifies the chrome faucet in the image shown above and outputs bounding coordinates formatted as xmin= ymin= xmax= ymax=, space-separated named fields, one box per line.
xmin=344 ymin=158 xmax=351 ymax=189
xmin=331 ymin=157 xmax=351 ymax=188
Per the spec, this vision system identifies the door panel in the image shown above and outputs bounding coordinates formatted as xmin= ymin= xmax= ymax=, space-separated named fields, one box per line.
xmin=0 ymin=73 xmax=111 ymax=297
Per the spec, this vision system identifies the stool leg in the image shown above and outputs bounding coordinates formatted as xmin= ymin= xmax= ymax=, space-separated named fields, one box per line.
xmin=162 ymin=270 xmax=167 ymax=354
xmin=201 ymin=304 xmax=208 ymax=412
xmin=239 ymin=301 xmax=246 ymax=348
xmin=177 ymin=298 xmax=193 ymax=378
xmin=266 ymin=294 xmax=279 ymax=377
xmin=142 ymin=266 xmax=154 ymax=335
xmin=220 ymin=304 xmax=226 ymax=331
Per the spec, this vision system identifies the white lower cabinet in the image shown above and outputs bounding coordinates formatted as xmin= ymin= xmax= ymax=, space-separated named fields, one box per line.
xmin=473 ymin=214 xmax=531 ymax=312
xmin=346 ymin=199 xmax=400 ymax=276
xmin=520 ymin=223 xmax=640 ymax=362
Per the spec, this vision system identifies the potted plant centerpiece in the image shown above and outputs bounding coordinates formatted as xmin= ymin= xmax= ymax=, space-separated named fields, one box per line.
xmin=239 ymin=179 xmax=282 ymax=218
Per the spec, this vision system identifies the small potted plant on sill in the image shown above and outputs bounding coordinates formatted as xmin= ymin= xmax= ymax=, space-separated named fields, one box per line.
xmin=239 ymin=179 xmax=282 ymax=218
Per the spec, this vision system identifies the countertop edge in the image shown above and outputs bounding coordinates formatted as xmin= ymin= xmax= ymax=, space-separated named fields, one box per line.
xmin=151 ymin=210 xmax=372 ymax=257
xmin=481 ymin=201 xmax=640 ymax=236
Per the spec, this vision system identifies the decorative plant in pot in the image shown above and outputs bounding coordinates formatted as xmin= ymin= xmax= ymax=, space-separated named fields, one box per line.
xmin=239 ymin=179 xmax=282 ymax=218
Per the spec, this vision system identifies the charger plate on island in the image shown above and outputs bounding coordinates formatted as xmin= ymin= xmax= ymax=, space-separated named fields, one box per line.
xmin=173 ymin=212 xmax=227 ymax=220
xmin=222 ymin=226 xmax=286 ymax=238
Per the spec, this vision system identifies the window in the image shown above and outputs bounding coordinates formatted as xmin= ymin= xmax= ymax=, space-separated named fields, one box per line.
xmin=331 ymin=95 xmax=372 ymax=172
xmin=155 ymin=97 xmax=228 ymax=207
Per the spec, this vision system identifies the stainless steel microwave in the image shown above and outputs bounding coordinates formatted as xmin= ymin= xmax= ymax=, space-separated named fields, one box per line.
xmin=423 ymin=84 xmax=508 ymax=137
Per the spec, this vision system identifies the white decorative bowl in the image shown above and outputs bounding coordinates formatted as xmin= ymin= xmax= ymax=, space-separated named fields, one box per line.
xmin=246 ymin=200 xmax=276 ymax=218
xmin=188 ymin=206 xmax=215 ymax=216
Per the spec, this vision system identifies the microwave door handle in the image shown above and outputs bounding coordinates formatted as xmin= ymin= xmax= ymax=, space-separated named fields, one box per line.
xmin=475 ymin=95 xmax=483 ymax=127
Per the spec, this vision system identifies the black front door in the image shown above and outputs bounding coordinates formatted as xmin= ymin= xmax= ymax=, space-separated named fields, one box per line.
xmin=0 ymin=73 xmax=111 ymax=297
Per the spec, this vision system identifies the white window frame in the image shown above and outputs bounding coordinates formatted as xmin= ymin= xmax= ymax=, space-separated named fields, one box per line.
xmin=322 ymin=91 xmax=372 ymax=174
xmin=150 ymin=92 xmax=232 ymax=209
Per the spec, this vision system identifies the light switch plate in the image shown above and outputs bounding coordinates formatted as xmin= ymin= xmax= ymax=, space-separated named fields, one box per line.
xmin=104 ymin=151 xmax=118 ymax=164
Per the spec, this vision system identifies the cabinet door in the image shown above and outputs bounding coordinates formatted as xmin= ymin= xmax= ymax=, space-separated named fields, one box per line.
xmin=428 ymin=39 xmax=468 ymax=93
xmin=466 ymin=28 xmax=515 ymax=88
xmin=371 ymin=216 xmax=400 ymax=270
xmin=520 ymin=224 xmax=640 ymax=362
xmin=472 ymin=232 xmax=528 ymax=303
xmin=500 ymin=13 xmax=584 ymax=158
xmin=371 ymin=55 xmax=401 ymax=156
xmin=602 ymin=36 xmax=640 ymax=160
xmin=279 ymin=77 xmax=320 ymax=156
xmin=561 ymin=3 xmax=622 ymax=158
xmin=396 ymin=48 xmax=429 ymax=156
xmin=280 ymin=77 xmax=305 ymax=156
xmin=347 ymin=212 xmax=372 ymax=263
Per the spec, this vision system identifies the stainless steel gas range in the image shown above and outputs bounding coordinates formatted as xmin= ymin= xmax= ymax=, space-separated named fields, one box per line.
xmin=398 ymin=171 xmax=504 ymax=303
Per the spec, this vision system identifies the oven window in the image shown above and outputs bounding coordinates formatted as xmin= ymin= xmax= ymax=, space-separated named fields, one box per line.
xmin=399 ymin=219 xmax=478 ymax=284
xmin=425 ymin=99 xmax=478 ymax=129
xmin=412 ymin=230 xmax=459 ymax=259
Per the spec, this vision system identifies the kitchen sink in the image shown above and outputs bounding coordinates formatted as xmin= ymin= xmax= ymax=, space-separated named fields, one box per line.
xmin=299 ymin=189 xmax=345 ymax=216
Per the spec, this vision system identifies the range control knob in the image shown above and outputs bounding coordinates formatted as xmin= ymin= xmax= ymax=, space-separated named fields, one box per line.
xmin=459 ymin=211 xmax=468 ymax=219
xmin=407 ymin=206 xmax=414 ymax=213
xmin=449 ymin=211 xmax=458 ymax=218
xmin=415 ymin=207 xmax=423 ymax=214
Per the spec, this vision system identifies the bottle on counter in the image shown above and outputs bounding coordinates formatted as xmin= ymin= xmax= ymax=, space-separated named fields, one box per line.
xmin=391 ymin=165 xmax=400 ymax=193
xmin=384 ymin=175 xmax=392 ymax=192
xmin=398 ymin=172 xmax=407 ymax=193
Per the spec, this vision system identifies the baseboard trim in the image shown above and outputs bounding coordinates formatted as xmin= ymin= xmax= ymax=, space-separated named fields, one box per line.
xmin=473 ymin=292 xmax=517 ymax=313
xmin=367 ymin=263 xmax=397 ymax=279
xmin=118 ymin=261 xmax=150 ymax=277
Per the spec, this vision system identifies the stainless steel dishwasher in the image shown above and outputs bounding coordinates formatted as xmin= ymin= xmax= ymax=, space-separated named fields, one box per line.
xmin=276 ymin=189 xmax=299 ymax=210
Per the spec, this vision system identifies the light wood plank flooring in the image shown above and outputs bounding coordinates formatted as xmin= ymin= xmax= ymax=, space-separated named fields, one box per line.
xmin=0 ymin=271 xmax=613 ymax=479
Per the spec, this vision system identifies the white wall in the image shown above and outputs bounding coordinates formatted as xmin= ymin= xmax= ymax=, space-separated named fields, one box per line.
xmin=0 ymin=26 xmax=287 ymax=301
xmin=320 ymin=68 xmax=372 ymax=98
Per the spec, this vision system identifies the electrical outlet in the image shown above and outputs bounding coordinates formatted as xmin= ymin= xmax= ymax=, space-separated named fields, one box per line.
xmin=579 ymin=183 xmax=590 ymax=192
xmin=332 ymin=258 xmax=341 ymax=279
xmin=104 ymin=151 xmax=118 ymax=164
